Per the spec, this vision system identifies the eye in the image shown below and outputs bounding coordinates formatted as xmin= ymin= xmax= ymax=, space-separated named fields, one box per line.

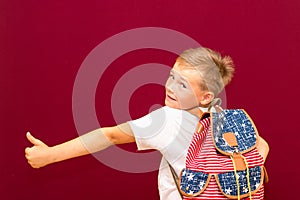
xmin=181 ymin=83 xmax=187 ymax=88
xmin=169 ymin=74 xmax=175 ymax=79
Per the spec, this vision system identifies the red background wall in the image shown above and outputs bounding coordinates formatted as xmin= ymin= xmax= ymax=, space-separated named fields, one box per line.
xmin=1 ymin=0 xmax=299 ymax=199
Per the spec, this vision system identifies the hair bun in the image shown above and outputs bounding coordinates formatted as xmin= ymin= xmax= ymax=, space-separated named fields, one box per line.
xmin=205 ymin=48 xmax=235 ymax=86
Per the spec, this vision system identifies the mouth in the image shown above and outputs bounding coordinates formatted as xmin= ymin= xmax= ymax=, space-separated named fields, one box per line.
xmin=166 ymin=94 xmax=177 ymax=101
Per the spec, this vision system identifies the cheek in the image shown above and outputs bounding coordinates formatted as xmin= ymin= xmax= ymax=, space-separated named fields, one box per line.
xmin=177 ymin=90 xmax=199 ymax=108
xmin=165 ymin=77 xmax=174 ymax=91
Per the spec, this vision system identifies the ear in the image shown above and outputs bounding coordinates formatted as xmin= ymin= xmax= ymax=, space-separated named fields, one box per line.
xmin=199 ymin=91 xmax=215 ymax=106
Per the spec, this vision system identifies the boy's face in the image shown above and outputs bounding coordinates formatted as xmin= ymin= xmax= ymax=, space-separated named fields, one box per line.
xmin=165 ymin=60 xmax=212 ymax=111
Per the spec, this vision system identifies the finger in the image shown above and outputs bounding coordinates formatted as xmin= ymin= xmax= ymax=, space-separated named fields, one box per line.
xmin=26 ymin=132 xmax=44 ymax=146
xmin=28 ymin=161 xmax=38 ymax=168
xmin=30 ymin=162 xmax=40 ymax=169
xmin=26 ymin=132 xmax=35 ymax=144
xmin=25 ymin=147 xmax=30 ymax=155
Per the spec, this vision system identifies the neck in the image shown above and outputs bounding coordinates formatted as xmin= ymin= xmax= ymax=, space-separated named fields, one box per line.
xmin=186 ymin=106 xmax=208 ymax=118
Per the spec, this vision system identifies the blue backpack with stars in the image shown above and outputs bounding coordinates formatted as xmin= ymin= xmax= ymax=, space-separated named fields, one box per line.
xmin=170 ymin=109 xmax=269 ymax=199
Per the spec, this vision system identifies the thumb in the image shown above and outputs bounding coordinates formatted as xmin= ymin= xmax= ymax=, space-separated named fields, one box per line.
xmin=26 ymin=132 xmax=46 ymax=146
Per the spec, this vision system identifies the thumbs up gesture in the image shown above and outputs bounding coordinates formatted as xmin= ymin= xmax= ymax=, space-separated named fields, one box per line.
xmin=25 ymin=132 xmax=52 ymax=168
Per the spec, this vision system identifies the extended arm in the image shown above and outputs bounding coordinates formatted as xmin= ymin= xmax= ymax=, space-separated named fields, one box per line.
xmin=25 ymin=123 xmax=134 ymax=168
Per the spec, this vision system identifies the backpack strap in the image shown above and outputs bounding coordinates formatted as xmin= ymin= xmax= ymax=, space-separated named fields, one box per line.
xmin=168 ymin=161 xmax=183 ymax=199
xmin=208 ymin=98 xmax=222 ymax=112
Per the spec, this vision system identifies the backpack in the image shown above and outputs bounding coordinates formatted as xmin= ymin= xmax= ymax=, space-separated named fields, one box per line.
xmin=170 ymin=108 xmax=269 ymax=199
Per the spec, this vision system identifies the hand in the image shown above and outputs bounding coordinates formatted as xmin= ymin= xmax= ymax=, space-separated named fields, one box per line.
xmin=25 ymin=132 xmax=52 ymax=168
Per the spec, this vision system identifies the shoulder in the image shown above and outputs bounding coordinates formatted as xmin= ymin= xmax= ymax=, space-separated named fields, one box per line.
xmin=129 ymin=106 xmax=182 ymax=127
xmin=128 ymin=106 xmax=198 ymax=136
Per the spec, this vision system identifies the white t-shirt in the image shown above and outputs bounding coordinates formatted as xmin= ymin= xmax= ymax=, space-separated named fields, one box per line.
xmin=128 ymin=106 xmax=205 ymax=200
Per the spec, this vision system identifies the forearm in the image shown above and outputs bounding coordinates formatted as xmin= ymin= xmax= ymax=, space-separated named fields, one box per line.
xmin=50 ymin=128 xmax=113 ymax=164
xmin=26 ymin=124 xmax=135 ymax=168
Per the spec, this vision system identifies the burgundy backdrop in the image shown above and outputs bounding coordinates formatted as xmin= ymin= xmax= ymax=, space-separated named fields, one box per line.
xmin=1 ymin=0 xmax=299 ymax=199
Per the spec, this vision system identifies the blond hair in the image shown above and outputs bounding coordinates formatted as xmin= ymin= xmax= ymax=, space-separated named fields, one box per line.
xmin=179 ymin=47 xmax=235 ymax=96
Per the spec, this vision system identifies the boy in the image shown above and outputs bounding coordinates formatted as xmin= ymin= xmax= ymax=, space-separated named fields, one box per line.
xmin=25 ymin=47 xmax=269 ymax=199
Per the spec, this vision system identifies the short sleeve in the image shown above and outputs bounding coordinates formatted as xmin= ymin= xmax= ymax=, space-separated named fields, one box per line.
xmin=128 ymin=106 xmax=184 ymax=151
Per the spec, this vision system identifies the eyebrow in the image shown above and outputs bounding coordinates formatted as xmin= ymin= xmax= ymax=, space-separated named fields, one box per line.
xmin=170 ymin=69 xmax=189 ymax=83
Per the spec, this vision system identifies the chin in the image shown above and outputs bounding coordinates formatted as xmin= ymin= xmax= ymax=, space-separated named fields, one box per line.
xmin=165 ymin=100 xmax=180 ymax=109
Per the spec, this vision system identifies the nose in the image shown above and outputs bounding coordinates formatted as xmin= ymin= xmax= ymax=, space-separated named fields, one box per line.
xmin=165 ymin=79 xmax=175 ymax=93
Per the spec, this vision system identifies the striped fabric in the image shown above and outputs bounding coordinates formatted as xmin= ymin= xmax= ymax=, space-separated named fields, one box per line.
xmin=183 ymin=117 xmax=265 ymax=200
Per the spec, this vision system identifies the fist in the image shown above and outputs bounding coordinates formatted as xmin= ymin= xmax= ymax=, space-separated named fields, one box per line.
xmin=25 ymin=132 xmax=52 ymax=168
